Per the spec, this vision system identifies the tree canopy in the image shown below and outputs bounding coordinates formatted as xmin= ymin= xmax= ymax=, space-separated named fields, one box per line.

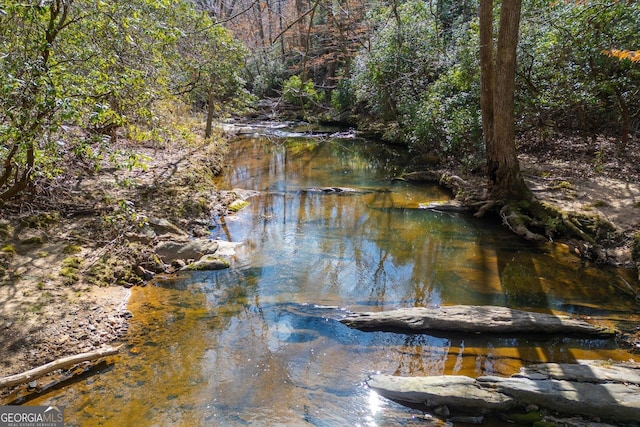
xmin=0 ymin=0 xmax=249 ymax=203
xmin=207 ymin=0 xmax=638 ymax=159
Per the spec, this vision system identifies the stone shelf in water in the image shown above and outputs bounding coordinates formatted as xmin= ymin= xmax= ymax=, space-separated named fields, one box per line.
xmin=340 ymin=305 xmax=616 ymax=337
xmin=367 ymin=361 xmax=640 ymax=425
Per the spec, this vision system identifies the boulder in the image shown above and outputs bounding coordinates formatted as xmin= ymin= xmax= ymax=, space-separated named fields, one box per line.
xmin=147 ymin=217 xmax=188 ymax=239
xmin=182 ymin=254 xmax=229 ymax=271
xmin=214 ymin=240 xmax=242 ymax=257
xmin=228 ymin=199 xmax=250 ymax=212
xmin=155 ymin=239 xmax=219 ymax=263
xmin=16 ymin=229 xmax=48 ymax=245
xmin=125 ymin=225 xmax=157 ymax=245
xmin=135 ymin=265 xmax=155 ymax=281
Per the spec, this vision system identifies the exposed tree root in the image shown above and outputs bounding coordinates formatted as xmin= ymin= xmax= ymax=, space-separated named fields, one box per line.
xmin=399 ymin=167 xmax=636 ymax=269
xmin=406 ymin=169 xmax=625 ymax=265
xmin=499 ymin=204 xmax=548 ymax=243
xmin=474 ymin=199 xmax=499 ymax=218
xmin=562 ymin=212 xmax=597 ymax=245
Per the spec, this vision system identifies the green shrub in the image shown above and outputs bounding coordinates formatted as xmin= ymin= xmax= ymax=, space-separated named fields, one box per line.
xmin=517 ymin=1 xmax=640 ymax=139
xmin=283 ymin=75 xmax=324 ymax=108
xmin=330 ymin=78 xmax=353 ymax=112
xmin=349 ymin=0 xmax=482 ymax=166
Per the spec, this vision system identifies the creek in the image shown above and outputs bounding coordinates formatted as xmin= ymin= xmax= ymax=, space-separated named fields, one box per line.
xmin=27 ymin=122 xmax=639 ymax=425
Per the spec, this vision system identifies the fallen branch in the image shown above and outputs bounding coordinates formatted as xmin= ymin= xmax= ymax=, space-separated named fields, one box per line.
xmin=0 ymin=346 xmax=121 ymax=389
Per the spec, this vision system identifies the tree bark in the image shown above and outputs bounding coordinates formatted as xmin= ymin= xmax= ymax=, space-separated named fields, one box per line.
xmin=479 ymin=0 xmax=494 ymax=168
xmin=615 ymin=87 xmax=630 ymax=151
xmin=205 ymin=73 xmax=216 ymax=139
xmin=0 ymin=346 xmax=121 ymax=389
xmin=479 ymin=0 xmax=531 ymax=201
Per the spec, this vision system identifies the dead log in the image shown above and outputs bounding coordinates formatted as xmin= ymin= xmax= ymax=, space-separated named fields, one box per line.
xmin=0 ymin=346 xmax=121 ymax=389
xmin=340 ymin=305 xmax=616 ymax=337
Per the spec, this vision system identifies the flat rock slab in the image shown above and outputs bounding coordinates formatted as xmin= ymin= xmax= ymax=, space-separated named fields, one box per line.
xmin=301 ymin=187 xmax=374 ymax=194
xmin=340 ymin=305 xmax=615 ymax=337
xmin=418 ymin=200 xmax=470 ymax=212
xmin=368 ymin=361 xmax=640 ymax=425
xmin=479 ymin=375 xmax=640 ymax=423
xmin=367 ymin=375 xmax=515 ymax=413
xmin=520 ymin=360 xmax=640 ymax=385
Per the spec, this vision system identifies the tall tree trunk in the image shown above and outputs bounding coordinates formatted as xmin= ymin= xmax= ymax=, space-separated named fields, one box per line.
xmin=277 ymin=0 xmax=286 ymax=58
xmin=615 ymin=88 xmax=630 ymax=151
xmin=391 ymin=0 xmax=403 ymax=46
xmin=205 ymin=74 xmax=216 ymax=139
xmin=479 ymin=0 xmax=494 ymax=163
xmin=253 ymin=1 xmax=265 ymax=47
xmin=480 ymin=0 xmax=530 ymax=201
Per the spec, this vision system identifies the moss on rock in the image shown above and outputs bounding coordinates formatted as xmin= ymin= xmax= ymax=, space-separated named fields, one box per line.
xmin=1 ymin=244 xmax=17 ymax=257
xmin=63 ymin=244 xmax=83 ymax=255
xmin=228 ymin=199 xmax=249 ymax=213
xmin=20 ymin=212 xmax=60 ymax=229
xmin=185 ymin=255 xmax=230 ymax=271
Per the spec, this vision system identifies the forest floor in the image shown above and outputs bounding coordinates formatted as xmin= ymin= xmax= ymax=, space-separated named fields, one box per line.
xmin=1 ymin=126 xmax=639 ymax=399
xmin=518 ymin=133 xmax=640 ymax=268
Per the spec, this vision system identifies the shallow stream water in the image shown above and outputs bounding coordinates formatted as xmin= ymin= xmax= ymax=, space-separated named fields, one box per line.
xmin=22 ymin=123 xmax=640 ymax=425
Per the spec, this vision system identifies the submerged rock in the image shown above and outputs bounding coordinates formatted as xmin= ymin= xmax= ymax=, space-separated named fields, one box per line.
xmin=301 ymin=186 xmax=374 ymax=194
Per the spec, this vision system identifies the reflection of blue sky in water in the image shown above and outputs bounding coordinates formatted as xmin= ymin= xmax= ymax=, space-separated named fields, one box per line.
xmin=24 ymin=131 xmax=639 ymax=426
